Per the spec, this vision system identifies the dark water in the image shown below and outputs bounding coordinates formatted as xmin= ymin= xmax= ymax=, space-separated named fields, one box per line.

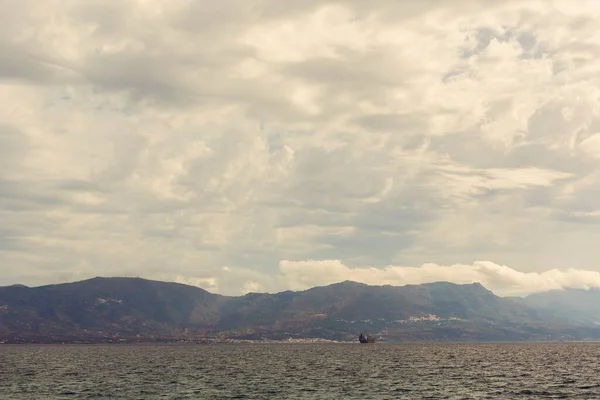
xmin=2 ymin=343 xmax=600 ymax=399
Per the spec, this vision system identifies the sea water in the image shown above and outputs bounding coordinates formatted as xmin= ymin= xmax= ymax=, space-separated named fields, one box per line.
xmin=1 ymin=342 xmax=599 ymax=399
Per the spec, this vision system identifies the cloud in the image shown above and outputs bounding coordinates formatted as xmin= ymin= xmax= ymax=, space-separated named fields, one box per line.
xmin=2 ymin=0 xmax=600 ymax=292
xmin=173 ymin=259 xmax=600 ymax=297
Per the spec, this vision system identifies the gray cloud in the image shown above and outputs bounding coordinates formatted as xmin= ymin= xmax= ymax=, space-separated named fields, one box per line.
xmin=2 ymin=0 xmax=600 ymax=294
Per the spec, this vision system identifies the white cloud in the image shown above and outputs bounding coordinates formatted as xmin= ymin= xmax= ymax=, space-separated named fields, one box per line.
xmin=2 ymin=0 xmax=600 ymax=292
xmin=173 ymin=259 xmax=600 ymax=297
xmin=579 ymin=133 xmax=600 ymax=158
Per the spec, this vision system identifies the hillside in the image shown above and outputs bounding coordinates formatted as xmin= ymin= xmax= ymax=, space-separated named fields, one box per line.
xmin=0 ymin=277 xmax=224 ymax=340
xmin=1 ymin=277 xmax=599 ymax=343
xmin=523 ymin=288 xmax=600 ymax=325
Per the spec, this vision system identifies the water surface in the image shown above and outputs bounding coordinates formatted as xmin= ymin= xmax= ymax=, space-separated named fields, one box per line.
xmin=2 ymin=342 xmax=599 ymax=399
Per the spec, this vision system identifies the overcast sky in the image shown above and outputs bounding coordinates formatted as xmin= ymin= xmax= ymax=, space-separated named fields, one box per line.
xmin=3 ymin=0 xmax=600 ymax=296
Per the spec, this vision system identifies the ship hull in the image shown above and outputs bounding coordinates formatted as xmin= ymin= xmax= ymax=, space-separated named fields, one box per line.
xmin=358 ymin=334 xmax=376 ymax=343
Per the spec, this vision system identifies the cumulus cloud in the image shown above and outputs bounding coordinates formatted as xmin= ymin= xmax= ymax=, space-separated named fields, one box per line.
xmin=2 ymin=0 xmax=600 ymax=293
xmin=174 ymin=260 xmax=600 ymax=297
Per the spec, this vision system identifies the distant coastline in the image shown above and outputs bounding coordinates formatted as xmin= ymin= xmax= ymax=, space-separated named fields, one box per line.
xmin=4 ymin=337 xmax=599 ymax=345
xmin=4 ymin=277 xmax=600 ymax=343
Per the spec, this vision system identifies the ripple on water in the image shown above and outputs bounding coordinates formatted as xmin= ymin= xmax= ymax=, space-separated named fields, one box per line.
xmin=1 ymin=342 xmax=600 ymax=399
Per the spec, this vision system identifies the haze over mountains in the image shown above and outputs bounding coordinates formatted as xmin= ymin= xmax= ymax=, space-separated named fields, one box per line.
xmin=523 ymin=289 xmax=600 ymax=325
xmin=1 ymin=277 xmax=599 ymax=343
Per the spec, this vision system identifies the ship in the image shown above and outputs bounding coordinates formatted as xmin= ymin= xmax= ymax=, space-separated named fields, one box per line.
xmin=358 ymin=333 xmax=376 ymax=343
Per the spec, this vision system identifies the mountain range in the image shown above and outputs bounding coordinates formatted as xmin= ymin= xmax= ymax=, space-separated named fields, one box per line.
xmin=1 ymin=277 xmax=599 ymax=343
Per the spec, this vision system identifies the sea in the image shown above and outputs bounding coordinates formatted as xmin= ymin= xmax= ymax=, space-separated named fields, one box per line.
xmin=1 ymin=342 xmax=599 ymax=399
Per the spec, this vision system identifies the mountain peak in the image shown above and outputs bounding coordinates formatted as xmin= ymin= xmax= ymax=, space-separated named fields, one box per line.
xmin=2 ymin=284 xmax=28 ymax=289
xmin=334 ymin=280 xmax=368 ymax=287
xmin=1 ymin=276 xmax=594 ymax=343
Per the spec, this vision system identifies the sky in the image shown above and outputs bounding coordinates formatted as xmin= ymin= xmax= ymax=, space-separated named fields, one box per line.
xmin=3 ymin=0 xmax=600 ymax=297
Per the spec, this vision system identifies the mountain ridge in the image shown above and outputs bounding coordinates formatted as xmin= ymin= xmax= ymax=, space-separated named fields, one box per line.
xmin=1 ymin=277 xmax=599 ymax=343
